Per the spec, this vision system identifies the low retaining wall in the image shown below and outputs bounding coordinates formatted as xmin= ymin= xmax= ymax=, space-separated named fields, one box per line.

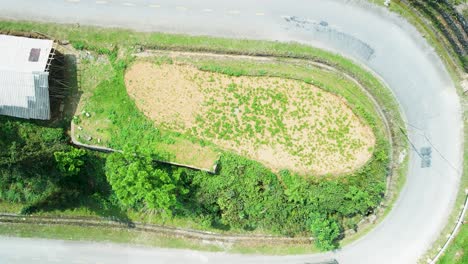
xmin=70 ymin=122 xmax=218 ymax=173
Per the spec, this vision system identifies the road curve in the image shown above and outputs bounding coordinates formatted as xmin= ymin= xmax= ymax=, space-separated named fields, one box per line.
xmin=0 ymin=0 xmax=463 ymax=263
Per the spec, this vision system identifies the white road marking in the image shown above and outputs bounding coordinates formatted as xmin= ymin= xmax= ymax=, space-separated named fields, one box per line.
xmin=95 ymin=0 xmax=108 ymax=4
xmin=66 ymin=0 xmax=80 ymax=3
xmin=202 ymin=8 xmax=213 ymax=12
xmin=148 ymin=4 xmax=160 ymax=8
xmin=176 ymin=6 xmax=187 ymax=11
xmin=122 ymin=2 xmax=135 ymax=6
xmin=227 ymin=10 xmax=240 ymax=15
xmin=255 ymin=12 xmax=265 ymax=16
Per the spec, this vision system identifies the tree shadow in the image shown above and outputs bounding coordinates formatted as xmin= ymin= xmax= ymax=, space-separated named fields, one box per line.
xmin=24 ymin=190 xmax=132 ymax=224
xmin=23 ymin=153 xmax=132 ymax=224
xmin=15 ymin=49 xmax=81 ymax=131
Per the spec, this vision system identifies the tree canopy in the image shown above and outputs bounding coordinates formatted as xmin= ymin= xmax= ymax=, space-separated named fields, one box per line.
xmin=105 ymin=149 xmax=188 ymax=218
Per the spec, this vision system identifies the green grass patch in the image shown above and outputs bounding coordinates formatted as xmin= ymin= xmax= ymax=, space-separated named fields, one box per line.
xmin=0 ymin=222 xmax=321 ymax=255
xmin=230 ymin=242 xmax=319 ymax=255
xmin=438 ymin=217 xmax=468 ymax=264
xmin=0 ymin=202 xmax=23 ymax=213
xmin=0 ymin=223 xmax=223 ymax=252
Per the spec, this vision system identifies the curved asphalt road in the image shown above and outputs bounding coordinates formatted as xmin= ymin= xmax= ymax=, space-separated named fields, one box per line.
xmin=0 ymin=0 xmax=463 ymax=263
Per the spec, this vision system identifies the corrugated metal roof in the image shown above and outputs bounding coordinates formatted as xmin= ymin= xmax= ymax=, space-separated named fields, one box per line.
xmin=0 ymin=71 xmax=35 ymax=107
xmin=0 ymin=35 xmax=53 ymax=73
xmin=0 ymin=71 xmax=50 ymax=120
xmin=0 ymin=35 xmax=52 ymax=120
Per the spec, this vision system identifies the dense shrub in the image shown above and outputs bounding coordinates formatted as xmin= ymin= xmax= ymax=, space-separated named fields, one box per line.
xmin=190 ymin=153 xmax=288 ymax=231
xmin=184 ymin=151 xmax=387 ymax=247
xmin=0 ymin=118 xmax=67 ymax=203
xmin=54 ymin=148 xmax=86 ymax=177
xmin=309 ymin=213 xmax=341 ymax=250
xmin=0 ymin=117 xmax=110 ymax=212
xmin=105 ymin=148 xmax=189 ymax=218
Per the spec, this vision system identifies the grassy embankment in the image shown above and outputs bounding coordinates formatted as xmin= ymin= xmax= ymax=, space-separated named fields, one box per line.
xmin=0 ymin=20 xmax=406 ymax=253
xmin=0 ymin=222 xmax=320 ymax=255
xmin=66 ymin=52 xmax=390 ymax=231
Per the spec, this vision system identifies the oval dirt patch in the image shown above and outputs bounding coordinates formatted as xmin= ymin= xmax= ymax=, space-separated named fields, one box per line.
xmin=125 ymin=61 xmax=375 ymax=175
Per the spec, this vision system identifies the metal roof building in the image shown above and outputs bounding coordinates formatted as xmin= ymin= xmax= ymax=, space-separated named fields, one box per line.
xmin=0 ymin=34 xmax=54 ymax=120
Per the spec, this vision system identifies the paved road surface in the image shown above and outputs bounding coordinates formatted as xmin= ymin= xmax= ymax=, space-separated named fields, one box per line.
xmin=0 ymin=0 xmax=463 ymax=263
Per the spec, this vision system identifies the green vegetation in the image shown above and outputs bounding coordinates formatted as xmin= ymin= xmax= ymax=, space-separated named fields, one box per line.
xmin=191 ymin=56 xmax=386 ymax=137
xmin=0 ymin=222 xmax=324 ymax=255
xmin=79 ymin=55 xmax=165 ymax=155
xmin=0 ymin=117 xmax=68 ymax=204
xmin=108 ymin=149 xmax=388 ymax=251
xmin=77 ymin=51 xmax=389 ymax=249
xmin=309 ymin=213 xmax=341 ymax=250
xmin=405 ymin=0 xmax=468 ymax=72
xmin=0 ymin=116 xmax=110 ymax=217
xmin=106 ymin=148 xmax=189 ymax=219
xmin=0 ymin=20 xmax=406 ymax=252
xmin=0 ymin=223 xmax=223 ymax=252
xmin=438 ymin=216 xmax=468 ymax=264
xmin=75 ymin=54 xmax=219 ymax=170
xmin=54 ymin=148 xmax=86 ymax=177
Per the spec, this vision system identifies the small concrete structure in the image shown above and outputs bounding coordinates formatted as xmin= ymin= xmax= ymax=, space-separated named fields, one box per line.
xmin=0 ymin=34 xmax=54 ymax=120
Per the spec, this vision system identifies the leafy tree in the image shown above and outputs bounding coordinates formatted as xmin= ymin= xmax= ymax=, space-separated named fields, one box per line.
xmin=54 ymin=148 xmax=86 ymax=177
xmin=309 ymin=213 xmax=341 ymax=250
xmin=105 ymin=149 xmax=187 ymax=218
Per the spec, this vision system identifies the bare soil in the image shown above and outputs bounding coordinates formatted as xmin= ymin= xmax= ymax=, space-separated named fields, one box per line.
xmin=125 ymin=61 xmax=375 ymax=175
